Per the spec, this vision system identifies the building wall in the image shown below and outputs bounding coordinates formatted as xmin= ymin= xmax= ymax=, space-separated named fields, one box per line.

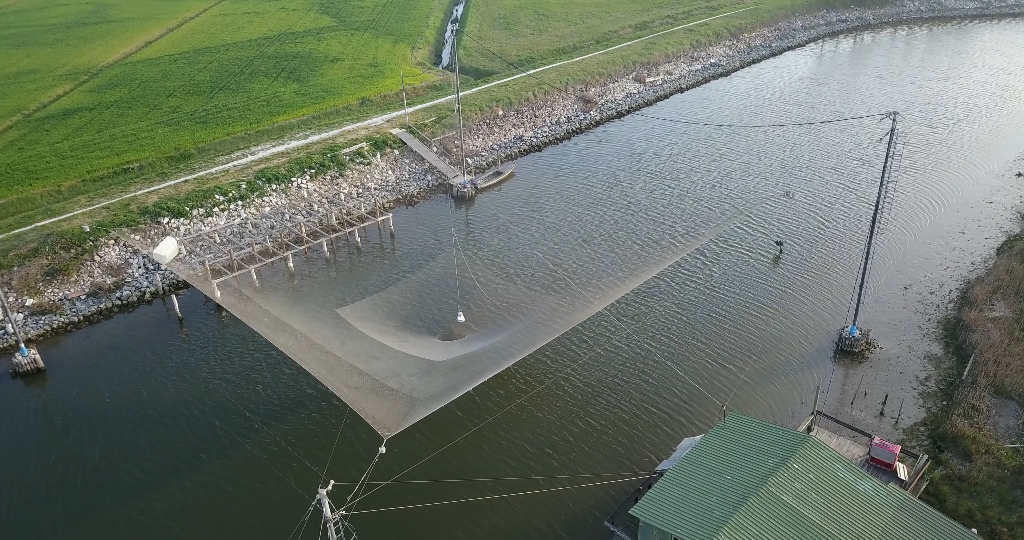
xmin=638 ymin=521 xmax=674 ymax=540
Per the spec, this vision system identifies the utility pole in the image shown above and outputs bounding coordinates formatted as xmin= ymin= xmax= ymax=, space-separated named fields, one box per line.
xmin=401 ymin=70 xmax=409 ymax=126
xmin=850 ymin=112 xmax=898 ymax=330
xmin=453 ymin=35 xmax=469 ymax=181
xmin=0 ymin=287 xmax=27 ymax=356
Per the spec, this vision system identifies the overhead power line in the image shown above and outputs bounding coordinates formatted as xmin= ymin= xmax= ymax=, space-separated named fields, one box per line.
xmin=330 ymin=470 xmax=655 ymax=485
xmin=343 ymin=474 xmax=653 ymax=515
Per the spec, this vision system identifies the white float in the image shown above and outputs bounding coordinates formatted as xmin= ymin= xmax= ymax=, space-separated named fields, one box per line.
xmin=152 ymin=236 xmax=180 ymax=265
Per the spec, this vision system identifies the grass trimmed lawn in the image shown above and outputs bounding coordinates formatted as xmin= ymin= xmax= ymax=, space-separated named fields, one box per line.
xmin=458 ymin=0 xmax=756 ymax=76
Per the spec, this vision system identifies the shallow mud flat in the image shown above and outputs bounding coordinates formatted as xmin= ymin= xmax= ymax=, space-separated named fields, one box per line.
xmin=825 ymin=154 xmax=1024 ymax=442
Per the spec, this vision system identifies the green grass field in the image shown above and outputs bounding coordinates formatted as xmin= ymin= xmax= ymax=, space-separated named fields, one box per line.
xmin=0 ymin=0 xmax=831 ymax=243
xmin=458 ymin=0 xmax=756 ymax=76
xmin=0 ymin=0 xmax=441 ymax=202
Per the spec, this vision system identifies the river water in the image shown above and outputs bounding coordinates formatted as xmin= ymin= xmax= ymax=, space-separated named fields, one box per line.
xmin=3 ymin=18 xmax=1024 ymax=540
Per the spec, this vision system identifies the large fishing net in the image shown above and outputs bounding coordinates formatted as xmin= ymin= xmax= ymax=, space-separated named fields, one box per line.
xmin=128 ymin=130 xmax=795 ymax=437
xmin=136 ymin=202 xmax=737 ymax=437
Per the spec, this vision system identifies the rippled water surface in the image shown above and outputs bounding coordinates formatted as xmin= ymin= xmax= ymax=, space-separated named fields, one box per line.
xmin=3 ymin=18 xmax=1024 ymax=540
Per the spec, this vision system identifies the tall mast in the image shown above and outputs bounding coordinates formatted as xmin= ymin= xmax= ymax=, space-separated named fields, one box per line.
xmin=453 ymin=34 xmax=469 ymax=180
xmin=851 ymin=112 xmax=898 ymax=329
xmin=401 ymin=70 xmax=409 ymax=126
xmin=0 ymin=287 xmax=26 ymax=353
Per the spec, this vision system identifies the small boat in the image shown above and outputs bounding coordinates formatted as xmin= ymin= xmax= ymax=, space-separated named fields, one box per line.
xmin=451 ymin=161 xmax=516 ymax=199
xmin=473 ymin=161 xmax=515 ymax=191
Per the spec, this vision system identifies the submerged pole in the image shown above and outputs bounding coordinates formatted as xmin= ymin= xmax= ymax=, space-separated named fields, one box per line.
xmin=851 ymin=112 xmax=898 ymax=329
xmin=170 ymin=293 xmax=183 ymax=321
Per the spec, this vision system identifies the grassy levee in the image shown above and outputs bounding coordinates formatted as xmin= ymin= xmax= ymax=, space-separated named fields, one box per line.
xmin=0 ymin=0 xmax=873 ymax=274
xmin=910 ymin=227 xmax=1024 ymax=540
xmin=431 ymin=0 xmax=878 ymax=129
xmin=0 ymin=0 xmax=441 ymax=216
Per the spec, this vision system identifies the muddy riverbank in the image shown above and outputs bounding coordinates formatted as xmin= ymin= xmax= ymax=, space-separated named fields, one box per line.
xmin=3 ymin=0 xmax=1024 ymax=353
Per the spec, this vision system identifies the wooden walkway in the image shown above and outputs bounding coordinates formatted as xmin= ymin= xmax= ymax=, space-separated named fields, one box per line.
xmin=812 ymin=426 xmax=903 ymax=486
xmin=391 ymin=128 xmax=461 ymax=179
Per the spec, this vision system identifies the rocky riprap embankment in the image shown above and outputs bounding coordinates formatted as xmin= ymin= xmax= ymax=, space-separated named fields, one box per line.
xmin=1 ymin=245 xmax=187 ymax=351
xmin=129 ymin=149 xmax=441 ymax=268
xmin=4 ymin=0 xmax=1022 ymax=351
xmin=1 ymin=152 xmax=438 ymax=351
xmin=457 ymin=0 xmax=1024 ymax=171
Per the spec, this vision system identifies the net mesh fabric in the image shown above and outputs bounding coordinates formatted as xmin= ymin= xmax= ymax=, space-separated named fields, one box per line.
xmin=132 ymin=163 xmax=746 ymax=437
xmin=147 ymin=215 xmax=731 ymax=437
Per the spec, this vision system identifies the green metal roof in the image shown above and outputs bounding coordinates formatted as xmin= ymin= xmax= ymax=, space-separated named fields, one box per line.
xmin=630 ymin=413 xmax=977 ymax=539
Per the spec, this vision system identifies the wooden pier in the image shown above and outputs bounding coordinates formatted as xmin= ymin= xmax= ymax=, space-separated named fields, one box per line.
xmin=174 ymin=206 xmax=394 ymax=298
xmin=390 ymin=128 xmax=461 ymax=180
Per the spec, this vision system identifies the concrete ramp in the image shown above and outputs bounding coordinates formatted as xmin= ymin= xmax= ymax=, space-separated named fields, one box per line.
xmin=391 ymin=128 xmax=460 ymax=179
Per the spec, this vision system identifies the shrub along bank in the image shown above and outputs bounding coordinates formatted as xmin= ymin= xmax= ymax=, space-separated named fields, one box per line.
xmin=911 ymin=228 xmax=1024 ymax=540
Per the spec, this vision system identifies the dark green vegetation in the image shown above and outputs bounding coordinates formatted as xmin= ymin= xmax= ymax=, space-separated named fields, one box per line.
xmin=911 ymin=227 xmax=1024 ymax=540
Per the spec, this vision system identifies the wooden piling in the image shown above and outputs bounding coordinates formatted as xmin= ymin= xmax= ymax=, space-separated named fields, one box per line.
xmin=171 ymin=294 xmax=183 ymax=320
xmin=10 ymin=346 xmax=46 ymax=377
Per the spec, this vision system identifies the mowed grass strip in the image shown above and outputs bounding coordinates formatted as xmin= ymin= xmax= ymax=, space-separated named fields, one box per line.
xmin=0 ymin=0 xmax=438 ymax=205
xmin=458 ymin=0 xmax=760 ymax=76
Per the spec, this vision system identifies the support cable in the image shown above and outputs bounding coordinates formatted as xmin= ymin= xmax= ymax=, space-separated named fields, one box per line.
xmin=344 ymin=439 xmax=389 ymax=512
xmin=330 ymin=470 xmax=655 ymax=485
xmin=722 ymin=361 xmax=754 ymax=413
xmin=461 ymin=32 xmax=890 ymax=130
xmin=477 ymin=196 xmax=723 ymax=406
xmin=342 ymin=336 xmax=617 ymax=510
xmin=296 ymin=499 xmax=317 ymax=540
xmin=320 ymin=407 xmax=351 ymax=482
xmin=345 ymin=475 xmax=652 ymax=515
xmin=211 ymin=381 xmax=327 ymax=484
xmin=447 ymin=193 xmax=463 ymax=314
xmin=287 ymin=497 xmax=320 ymax=540
xmin=186 ymin=371 xmax=310 ymax=499
xmin=453 ymin=232 xmax=502 ymax=307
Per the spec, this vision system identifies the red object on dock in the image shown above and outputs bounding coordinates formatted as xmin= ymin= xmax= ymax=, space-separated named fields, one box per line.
xmin=868 ymin=436 xmax=901 ymax=470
